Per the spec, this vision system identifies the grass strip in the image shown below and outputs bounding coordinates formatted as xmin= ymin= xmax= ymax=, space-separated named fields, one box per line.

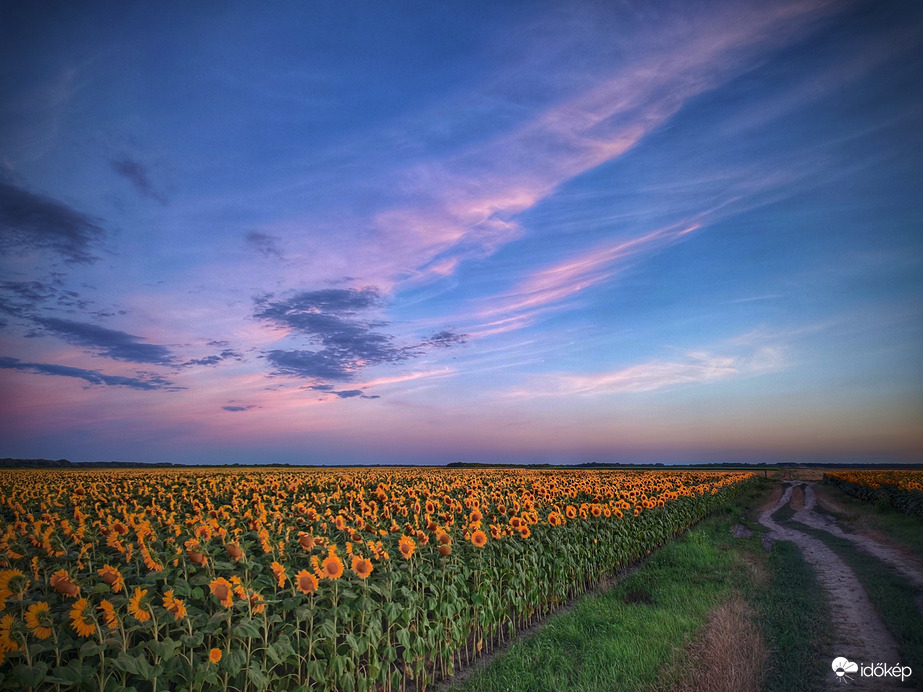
xmin=751 ymin=540 xmax=832 ymax=692
xmin=784 ymin=518 xmax=923 ymax=668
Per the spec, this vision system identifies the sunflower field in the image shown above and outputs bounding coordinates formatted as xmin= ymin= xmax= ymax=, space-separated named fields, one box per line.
xmin=0 ymin=466 xmax=755 ymax=691
xmin=824 ymin=469 xmax=923 ymax=518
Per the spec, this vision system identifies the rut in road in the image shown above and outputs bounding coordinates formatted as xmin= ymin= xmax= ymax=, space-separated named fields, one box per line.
xmin=758 ymin=483 xmax=903 ymax=690
xmin=795 ymin=482 xmax=923 ymax=591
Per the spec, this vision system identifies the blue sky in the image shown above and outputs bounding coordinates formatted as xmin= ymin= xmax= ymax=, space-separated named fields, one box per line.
xmin=1 ymin=0 xmax=921 ymax=464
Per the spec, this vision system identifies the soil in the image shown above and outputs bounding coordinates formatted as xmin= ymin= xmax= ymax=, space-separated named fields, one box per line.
xmin=758 ymin=482 xmax=906 ymax=689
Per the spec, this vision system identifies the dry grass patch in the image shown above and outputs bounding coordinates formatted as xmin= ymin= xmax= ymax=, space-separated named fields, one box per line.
xmin=789 ymin=485 xmax=805 ymax=511
xmin=656 ymin=592 xmax=768 ymax=692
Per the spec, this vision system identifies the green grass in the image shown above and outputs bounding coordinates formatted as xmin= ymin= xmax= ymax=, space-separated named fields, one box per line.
xmin=453 ymin=524 xmax=735 ymax=692
xmin=753 ymin=541 xmax=832 ymax=692
xmin=449 ymin=480 xmax=832 ymax=692
xmin=784 ymin=518 xmax=923 ymax=669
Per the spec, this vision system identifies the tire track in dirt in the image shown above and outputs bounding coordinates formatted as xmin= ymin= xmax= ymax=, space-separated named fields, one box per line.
xmin=759 ymin=483 xmax=902 ymax=689
xmin=795 ymin=483 xmax=923 ymax=591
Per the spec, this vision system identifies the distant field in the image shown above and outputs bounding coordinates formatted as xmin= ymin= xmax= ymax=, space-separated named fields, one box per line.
xmin=0 ymin=467 xmax=754 ymax=691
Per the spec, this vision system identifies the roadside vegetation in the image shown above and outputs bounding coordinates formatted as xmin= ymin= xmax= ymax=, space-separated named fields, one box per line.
xmin=451 ymin=478 xmax=834 ymax=692
xmin=815 ymin=482 xmax=923 ymax=560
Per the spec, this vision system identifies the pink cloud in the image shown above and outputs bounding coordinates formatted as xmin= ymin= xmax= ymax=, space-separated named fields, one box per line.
xmin=506 ymin=345 xmax=786 ymax=399
xmin=253 ymin=0 xmax=846 ymax=295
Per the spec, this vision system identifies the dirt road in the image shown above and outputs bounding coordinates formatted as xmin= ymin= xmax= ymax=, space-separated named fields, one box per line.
xmin=758 ymin=482 xmax=911 ymax=689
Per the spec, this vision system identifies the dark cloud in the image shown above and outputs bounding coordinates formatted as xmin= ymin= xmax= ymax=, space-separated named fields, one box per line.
xmin=36 ymin=317 xmax=175 ymax=365
xmin=0 ymin=356 xmax=180 ymax=390
xmin=256 ymin=287 xmax=381 ymax=316
xmin=265 ymin=348 xmax=358 ymax=381
xmin=307 ymin=384 xmax=377 ymax=399
xmin=222 ymin=405 xmax=254 ymax=412
xmin=420 ymin=330 xmax=467 ymax=348
xmin=110 ymin=157 xmax=166 ymax=204
xmin=256 ymin=287 xmax=411 ymax=381
xmin=183 ymin=349 xmax=242 ymax=367
xmin=0 ymin=182 xmax=105 ymax=263
xmin=245 ymin=231 xmax=284 ymax=259
xmin=0 ymin=281 xmax=97 ymax=322
xmin=255 ymin=287 xmax=466 ymax=387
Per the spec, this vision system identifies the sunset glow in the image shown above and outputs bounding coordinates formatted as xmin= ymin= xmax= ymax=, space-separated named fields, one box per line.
xmin=1 ymin=0 xmax=921 ymax=464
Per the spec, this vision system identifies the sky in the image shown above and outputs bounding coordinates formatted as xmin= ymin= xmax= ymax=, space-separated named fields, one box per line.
xmin=1 ymin=0 xmax=921 ymax=466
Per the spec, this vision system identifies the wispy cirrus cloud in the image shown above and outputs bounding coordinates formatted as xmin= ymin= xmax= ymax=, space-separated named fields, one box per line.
xmin=0 ymin=182 xmax=105 ymax=263
xmin=507 ymin=346 xmax=786 ymax=399
xmin=465 ymin=222 xmax=700 ymax=337
xmin=352 ymin=0 xmax=844 ymax=291
xmin=0 ymin=356 xmax=180 ymax=390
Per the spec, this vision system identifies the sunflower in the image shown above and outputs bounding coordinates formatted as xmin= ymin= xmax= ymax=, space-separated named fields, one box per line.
xmin=25 ymin=601 xmax=53 ymax=640
xmin=209 ymin=577 xmax=234 ymax=607
xmin=519 ymin=526 xmax=531 ymax=539
xmin=230 ymin=575 xmax=247 ymax=600
xmin=209 ymin=648 xmax=222 ymax=664
xmin=128 ymin=587 xmax=151 ymax=622
xmin=249 ymin=591 xmax=266 ymax=614
xmin=565 ymin=505 xmax=577 ymax=519
xmin=297 ymin=532 xmax=316 ymax=551
xmin=398 ymin=535 xmax=416 ymax=559
xmin=296 ymin=569 xmax=319 ymax=594
xmin=50 ymin=569 xmax=80 ymax=598
xmin=0 ymin=613 xmax=19 ymax=653
xmin=438 ymin=544 xmax=452 ymax=557
xmin=351 ymin=555 xmax=373 ymax=580
xmin=471 ymin=530 xmax=488 ymax=548
xmin=97 ymin=564 xmax=125 ymax=593
xmin=270 ymin=561 xmax=287 ymax=588
xmin=98 ymin=599 xmax=119 ymax=629
xmin=469 ymin=509 xmax=483 ymax=524
xmin=69 ymin=598 xmax=95 ymax=637
xmin=186 ymin=546 xmax=207 ymax=566
xmin=162 ymin=589 xmax=187 ymax=621
xmin=321 ymin=554 xmax=344 ymax=580
xmin=0 ymin=569 xmax=26 ymax=600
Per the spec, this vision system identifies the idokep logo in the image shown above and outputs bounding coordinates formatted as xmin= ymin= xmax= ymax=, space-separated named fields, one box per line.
xmin=831 ymin=657 xmax=913 ymax=684
xmin=832 ymin=657 xmax=858 ymax=683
